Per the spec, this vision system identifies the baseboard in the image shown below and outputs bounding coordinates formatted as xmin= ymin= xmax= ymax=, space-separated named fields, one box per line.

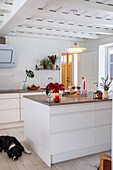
xmin=52 ymin=143 xmax=111 ymax=164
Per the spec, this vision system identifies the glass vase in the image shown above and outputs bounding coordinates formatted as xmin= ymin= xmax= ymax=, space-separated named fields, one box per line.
xmin=47 ymin=93 xmax=53 ymax=102
xmin=23 ymin=81 xmax=27 ymax=90
xmin=103 ymin=90 xmax=109 ymax=99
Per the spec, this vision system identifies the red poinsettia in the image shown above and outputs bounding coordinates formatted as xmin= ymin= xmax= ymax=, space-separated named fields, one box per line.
xmin=48 ymin=55 xmax=59 ymax=64
xmin=46 ymin=82 xmax=65 ymax=95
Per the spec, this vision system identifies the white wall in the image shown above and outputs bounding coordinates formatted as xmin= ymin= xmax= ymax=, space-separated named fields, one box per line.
xmin=79 ymin=36 xmax=113 ymax=92
xmin=3 ymin=34 xmax=113 ymax=91
xmin=0 ymin=35 xmax=85 ymax=89
xmin=78 ymin=41 xmax=98 ymax=91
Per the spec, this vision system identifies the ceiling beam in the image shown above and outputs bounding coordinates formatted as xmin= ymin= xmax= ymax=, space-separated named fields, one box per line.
xmin=14 ymin=26 xmax=102 ymax=39
xmin=48 ymin=0 xmax=113 ymax=14
xmin=20 ymin=20 xmax=113 ymax=35
xmin=0 ymin=2 xmax=12 ymax=13
xmin=0 ymin=0 xmax=49 ymax=36
xmin=0 ymin=16 xmax=4 ymax=22
xmin=34 ymin=10 xmax=113 ymax=28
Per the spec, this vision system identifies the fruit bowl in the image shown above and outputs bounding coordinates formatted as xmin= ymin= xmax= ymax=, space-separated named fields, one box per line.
xmin=27 ymin=84 xmax=40 ymax=90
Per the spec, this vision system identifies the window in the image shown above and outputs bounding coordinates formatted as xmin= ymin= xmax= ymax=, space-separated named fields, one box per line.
xmin=107 ymin=47 xmax=113 ymax=79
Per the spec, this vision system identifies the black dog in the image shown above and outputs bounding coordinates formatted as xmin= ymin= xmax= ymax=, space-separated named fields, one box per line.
xmin=0 ymin=136 xmax=31 ymax=160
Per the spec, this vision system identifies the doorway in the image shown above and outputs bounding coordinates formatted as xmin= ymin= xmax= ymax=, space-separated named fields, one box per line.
xmin=61 ymin=53 xmax=74 ymax=88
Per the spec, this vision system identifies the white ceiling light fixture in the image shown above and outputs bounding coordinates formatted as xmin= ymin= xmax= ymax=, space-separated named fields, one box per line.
xmin=65 ymin=42 xmax=87 ymax=54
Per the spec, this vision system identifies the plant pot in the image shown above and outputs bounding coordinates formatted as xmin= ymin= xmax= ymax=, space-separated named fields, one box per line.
xmin=103 ymin=90 xmax=109 ymax=99
xmin=43 ymin=64 xmax=48 ymax=69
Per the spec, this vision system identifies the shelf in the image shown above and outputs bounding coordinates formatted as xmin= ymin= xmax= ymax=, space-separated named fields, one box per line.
xmin=35 ymin=69 xmax=60 ymax=70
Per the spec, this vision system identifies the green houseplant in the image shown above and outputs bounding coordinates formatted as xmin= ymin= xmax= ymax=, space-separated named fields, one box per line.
xmin=40 ymin=58 xmax=50 ymax=69
xmin=48 ymin=55 xmax=59 ymax=69
xmin=25 ymin=70 xmax=34 ymax=82
xmin=23 ymin=70 xmax=34 ymax=89
xmin=100 ymin=75 xmax=111 ymax=91
xmin=100 ymin=75 xmax=112 ymax=98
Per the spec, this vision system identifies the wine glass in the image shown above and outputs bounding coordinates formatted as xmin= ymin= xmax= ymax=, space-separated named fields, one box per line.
xmin=72 ymin=85 xmax=75 ymax=91
xmin=77 ymin=85 xmax=81 ymax=92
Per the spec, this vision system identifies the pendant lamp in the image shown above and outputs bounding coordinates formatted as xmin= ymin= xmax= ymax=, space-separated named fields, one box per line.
xmin=65 ymin=42 xmax=87 ymax=54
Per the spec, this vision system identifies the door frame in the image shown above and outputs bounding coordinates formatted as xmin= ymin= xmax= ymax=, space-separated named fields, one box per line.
xmin=59 ymin=49 xmax=75 ymax=87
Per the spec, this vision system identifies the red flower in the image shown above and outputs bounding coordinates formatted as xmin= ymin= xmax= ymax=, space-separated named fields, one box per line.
xmin=46 ymin=82 xmax=65 ymax=94
xmin=50 ymin=55 xmax=55 ymax=59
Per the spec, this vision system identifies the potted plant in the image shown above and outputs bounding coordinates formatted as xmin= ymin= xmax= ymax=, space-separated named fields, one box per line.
xmin=23 ymin=70 xmax=34 ymax=89
xmin=46 ymin=82 xmax=65 ymax=102
xmin=100 ymin=75 xmax=112 ymax=98
xmin=48 ymin=55 xmax=59 ymax=69
xmin=40 ymin=58 xmax=50 ymax=69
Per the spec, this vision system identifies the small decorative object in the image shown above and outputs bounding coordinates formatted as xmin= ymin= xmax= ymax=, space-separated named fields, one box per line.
xmin=48 ymin=55 xmax=59 ymax=69
xmin=93 ymin=90 xmax=103 ymax=99
xmin=23 ymin=70 xmax=34 ymax=89
xmin=56 ymin=65 xmax=60 ymax=70
xmin=46 ymin=82 xmax=65 ymax=103
xmin=40 ymin=58 xmax=50 ymax=69
xmin=100 ymin=75 xmax=112 ymax=99
xmin=35 ymin=64 xmax=39 ymax=70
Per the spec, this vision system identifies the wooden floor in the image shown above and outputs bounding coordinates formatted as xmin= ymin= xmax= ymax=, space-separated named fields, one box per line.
xmin=0 ymin=127 xmax=111 ymax=170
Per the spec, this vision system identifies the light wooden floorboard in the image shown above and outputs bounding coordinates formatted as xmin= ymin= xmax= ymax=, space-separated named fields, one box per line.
xmin=0 ymin=127 xmax=111 ymax=170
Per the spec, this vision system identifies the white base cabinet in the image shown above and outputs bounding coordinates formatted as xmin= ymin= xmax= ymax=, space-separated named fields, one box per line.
xmin=0 ymin=91 xmax=44 ymax=129
xmin=24 ymin=99 xmax=112 ymax=167
xmin=0 ymin=93 xmax=20 ymax=125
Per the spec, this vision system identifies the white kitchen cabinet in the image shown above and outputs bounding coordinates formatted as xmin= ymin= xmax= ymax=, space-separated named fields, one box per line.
xmin=0 ymin=93 xmax=20 ymax=124
xmin=0 ymin=109 xmax=20 ymax=124
xmin=24 ymin=98 xmax=112 ymax=167
xmin=0 ymin=91 xmax=45 ymax=128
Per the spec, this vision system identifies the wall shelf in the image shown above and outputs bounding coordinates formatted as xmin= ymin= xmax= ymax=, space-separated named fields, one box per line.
xmin=35 ymin=69 xmax=60 ymax=70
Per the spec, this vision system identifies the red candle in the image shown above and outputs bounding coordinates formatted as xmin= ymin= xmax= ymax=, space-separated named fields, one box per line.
xmin=55 ymin=93 xmax=59 ymax=102
xmin=84 ymin=79 xmax=85 ymax=90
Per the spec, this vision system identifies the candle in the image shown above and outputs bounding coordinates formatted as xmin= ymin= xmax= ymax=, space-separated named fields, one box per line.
xmin=55 ymin=93 xmax=59 ymax=102
xmin=84 ymin=79 xmax=85 ymax=90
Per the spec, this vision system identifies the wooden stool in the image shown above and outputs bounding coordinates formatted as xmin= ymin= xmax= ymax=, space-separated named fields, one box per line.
xmin=97 ymin=153 xmax=111 ymax=170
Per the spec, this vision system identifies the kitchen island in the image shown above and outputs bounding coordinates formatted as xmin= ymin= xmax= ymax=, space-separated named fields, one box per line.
xmin=24 ymin=94 xmax=112 ymax=167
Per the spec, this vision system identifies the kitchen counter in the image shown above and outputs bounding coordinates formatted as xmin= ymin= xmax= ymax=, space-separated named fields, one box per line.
xmin=0 ymin=88 xmax=45 ymax=93
xmin=24 ymin=93 xmax=112 ymax=167
xmin=24 ymin=93 xmax=111 ymax=106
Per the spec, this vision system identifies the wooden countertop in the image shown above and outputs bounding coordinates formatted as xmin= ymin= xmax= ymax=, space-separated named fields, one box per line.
xmin=24 ymin=93 xmax=112 ymax=106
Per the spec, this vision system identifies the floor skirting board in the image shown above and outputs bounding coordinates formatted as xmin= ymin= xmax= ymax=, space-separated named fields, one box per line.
xmin=51 ymin=143 xmax=111 ymax=164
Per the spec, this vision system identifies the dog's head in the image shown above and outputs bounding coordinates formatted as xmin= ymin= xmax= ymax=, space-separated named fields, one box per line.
xmin=7 ymin=146 xmax=23 ymax=160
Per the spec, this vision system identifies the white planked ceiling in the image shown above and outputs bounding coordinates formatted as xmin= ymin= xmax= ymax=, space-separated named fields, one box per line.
xmin=0 ymin=0 xmax=113 ymax=40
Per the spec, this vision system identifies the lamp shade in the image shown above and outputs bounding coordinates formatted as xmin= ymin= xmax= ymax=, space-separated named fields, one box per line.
xmin=65 ymin=42 xmax=87 ymax=54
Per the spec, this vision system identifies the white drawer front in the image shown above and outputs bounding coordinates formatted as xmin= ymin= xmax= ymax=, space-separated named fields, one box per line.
xmin=51 ymin=111 xmax=95 ymax=133
xmin=50 ymin=103 xmax=95 ymax=115
xmin=96 ymin=109 xmax=112 ymax=126
xmin=20 ymin=92 xmax=42 ymax=99
xmin=51 ymin=128 xmax=95 ymax=154
xmin=0 ymin=99 xmax=19 ymax=110
xmin=21 ymin=109 xmax=24 ymax=121
xmin=0 ymin=93 xmax=19 ymax=99
xmin=95 ymin=101 xmax=112 ymax=110
xmin=21 ymin=99 xmax=24 ymax=108
xmin=0 ymin=109 xmax=20 ymax=123
xmin=96 ymin=125 xmax=111 ymax=145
